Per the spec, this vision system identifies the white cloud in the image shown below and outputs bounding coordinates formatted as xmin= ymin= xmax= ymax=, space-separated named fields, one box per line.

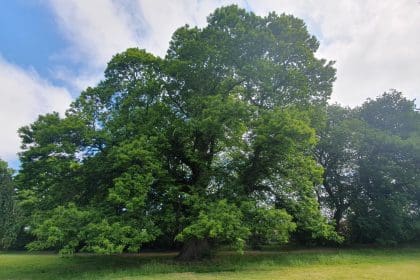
xmin=0 ymin=56 xmax=72 ymax=161
xmin=136 ymin=0 xmax=247 ymax=56
xmin=46 ymin=0 xmax=420 ymax=107
xmin=46 ymin=0 xmax=142 ymax=92
xmin=47 ymin=0 xmax=139 ymax=68
xmin=45 ymin=0 xmax=248 ymax=91
xmin=246 ymin=0 xmax=420 ymax=106
xmin=51 ymin=66 xmax=103 ymax=94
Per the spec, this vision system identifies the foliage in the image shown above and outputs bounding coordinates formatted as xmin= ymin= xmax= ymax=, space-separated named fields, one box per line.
xmin=241 ymin=201 xmax=296 ymax=248
xmin=317 ymin=91 xmax=420 ymax=244
xmin=349 ymin=91 xmax=420 ymax=244
xmin=315 ymin=105 xmax=360 ymax=233
xmin=176 ymin=200 xmax=250 ymax=252
xmin=0 ymin=159 xmax=20 ymax=250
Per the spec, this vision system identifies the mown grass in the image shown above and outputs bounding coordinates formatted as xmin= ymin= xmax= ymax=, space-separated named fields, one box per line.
xmin=1 ymin=248 xmax=419 ymax=279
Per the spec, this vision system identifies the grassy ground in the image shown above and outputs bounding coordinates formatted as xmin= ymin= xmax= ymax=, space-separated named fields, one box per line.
xmin=1 ymin=248 xmax=419 ymax=279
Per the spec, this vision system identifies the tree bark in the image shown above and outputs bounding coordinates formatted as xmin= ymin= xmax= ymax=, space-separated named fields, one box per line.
xmin=333 ymin=207 xmax=344 ymax=232
xmin=177 ymin=238 xmax=210 ymax=261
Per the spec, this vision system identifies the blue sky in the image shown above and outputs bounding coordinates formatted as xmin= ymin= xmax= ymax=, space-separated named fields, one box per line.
xmin=1 ymin=1 xmax=66 ymax=85
xmin=1 ymin=0 xmax=420 ymax=170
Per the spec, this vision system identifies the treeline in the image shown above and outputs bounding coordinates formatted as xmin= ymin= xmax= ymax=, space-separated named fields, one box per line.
xmin=0 ymin=5 xmax=419 ymax=260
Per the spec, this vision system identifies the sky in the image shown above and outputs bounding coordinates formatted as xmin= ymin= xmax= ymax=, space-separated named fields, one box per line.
xmin=1 ymin=0 xmax=420 ymax=169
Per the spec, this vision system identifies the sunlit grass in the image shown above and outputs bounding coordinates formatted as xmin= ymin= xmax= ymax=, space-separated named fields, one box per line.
xmin=1 ymin=248 xmax=419 ymax=279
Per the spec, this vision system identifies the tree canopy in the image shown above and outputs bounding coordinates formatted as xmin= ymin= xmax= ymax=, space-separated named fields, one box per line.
xmin=317 ymin=91 xmax=420 ymax=244
xmin=16 ymin=5 xmax=339 ymax=259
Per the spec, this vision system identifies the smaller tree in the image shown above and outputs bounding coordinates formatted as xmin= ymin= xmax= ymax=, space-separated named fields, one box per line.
xmin=0 ymin=159 xmax=20 ymax=250
xmin=315 ymin=105 xmax=359 ymax=233
xmin=348 ymin=91 xmax=420 ymax=244
xmin=318 ymin=92 xmax=420 ymax=244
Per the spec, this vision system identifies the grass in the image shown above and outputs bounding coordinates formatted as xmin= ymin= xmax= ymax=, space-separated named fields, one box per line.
xmin=1 ymin=248 xmax=420 ymax=279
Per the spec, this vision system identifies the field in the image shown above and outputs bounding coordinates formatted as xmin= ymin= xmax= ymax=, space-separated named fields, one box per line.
xmin=1 ymin=248 xmax=420 ymax=280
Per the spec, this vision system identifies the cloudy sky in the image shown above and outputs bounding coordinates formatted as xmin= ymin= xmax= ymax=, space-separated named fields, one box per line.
xmin=1 ymin=0 xmax=420 ymax=169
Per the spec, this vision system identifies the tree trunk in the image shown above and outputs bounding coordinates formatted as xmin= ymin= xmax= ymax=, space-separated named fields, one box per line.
xmin=333 ymin=207 xmax=344 ymax=232
xmin=177 ymin=238 xmax=210 ymax=261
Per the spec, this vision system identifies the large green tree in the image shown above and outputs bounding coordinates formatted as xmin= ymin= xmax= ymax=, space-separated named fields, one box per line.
xmin=0 ymin=159 xmax=20 ymax=250
xmin=17 ymin=5 xmax=338 ymax=259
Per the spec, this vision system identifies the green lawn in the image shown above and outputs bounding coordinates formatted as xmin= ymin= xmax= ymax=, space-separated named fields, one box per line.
xmin=1 ymin=248 xmax=419 ymax=280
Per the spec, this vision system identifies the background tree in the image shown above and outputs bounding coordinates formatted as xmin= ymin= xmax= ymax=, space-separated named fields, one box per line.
xmin=318 ymin=91 xmax=420 ymax=244
xmin=349 ymin=91 xmax=420 ymax=244
xmin=315 ymin=105 xmax=359 ymax=233
xmin=0 ymin=159 xmax=20 ymax=250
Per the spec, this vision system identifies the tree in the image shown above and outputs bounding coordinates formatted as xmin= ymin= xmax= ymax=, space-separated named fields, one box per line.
xmin=349 ymin=91 xmax=420 ymax=244
xmin=315 ymin=105 xmax=359 ymax=233
xmin=17 ymin=5 xmax=338 ymax=259
xmin=0 ymin=159 xmax=20 ymax=250
xmin=318 ymin=91 xmax=420 ymax=244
